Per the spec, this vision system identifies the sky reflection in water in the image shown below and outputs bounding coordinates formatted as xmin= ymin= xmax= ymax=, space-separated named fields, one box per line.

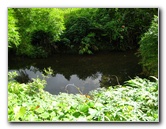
xmin=8 ymin=50 xmax=142 ymax=95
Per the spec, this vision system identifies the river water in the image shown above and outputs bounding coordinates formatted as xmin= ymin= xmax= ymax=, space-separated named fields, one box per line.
xmin=8 ymin=50 xmax=142 ymax=95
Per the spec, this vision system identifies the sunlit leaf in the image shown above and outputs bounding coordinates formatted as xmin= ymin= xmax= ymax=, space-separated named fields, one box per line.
xmin=40 ymin=112 xmax=50 ymax=119
xmin=35 ymin=107 xmax=44 ymax=114
xmin=88 ymin=108 xmax=98 ymax=116
xmin=78 ymin=105 xmax=89 ymax=113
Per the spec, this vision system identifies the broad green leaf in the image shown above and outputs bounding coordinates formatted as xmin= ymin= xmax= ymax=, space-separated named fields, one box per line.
xmin=50 ymin=111 xmax=56 ymax=118
xmin=14 ymin=106 xmax=26 ymax=120
xmin=19 ymin=107 xmax=26 ymax=117
xmin=35 ymin=107 xmax=44 ymax=114
xmin=73 ymin=112 xmax=81 ymax=118
xmin=87 ymin=101 xmax=95 ymax=107
xmin=78 ymin=105 xmax=89 ymax=113
xmin=40 ymin=112 xmax=50 ymax=119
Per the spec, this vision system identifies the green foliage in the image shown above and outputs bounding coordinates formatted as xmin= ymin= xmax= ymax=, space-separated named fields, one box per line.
xmin=11 ymin=8 xmax=65 ymax=57
xmin=101 ymin=8 xmax=128 ymax=51
xmin=92 ymin=8 xmax=158 ymax=51
xmin=65 ymin=17 xmax=92 ymax=44
xmin=8 ymin=8 xmax=158 ymax=56
xmin=118 ymin=8 xmax=158 ymax=48
xmin=28 ymin=46 xmax=48 ymax=59
xmin=79 ymin=33 xmax=97 ymax=54
xmin=62 ymin=8 xmax=158 ymax=53
xmin=138 ymin=15 xmax=158 ymax=76
xmin=8 ymin=8 xmax=20 ymax=48
xmin=8 ymin=70 xmax=158 ymax=122
xmin=63 ymin=8 xmax=100 ymax=54
xmin=90 ymin=76 xmax=158 ymax=121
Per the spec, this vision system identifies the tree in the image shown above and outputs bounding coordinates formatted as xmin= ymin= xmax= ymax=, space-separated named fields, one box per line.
xmin=12 ymin=8 xmax=65 ymax=58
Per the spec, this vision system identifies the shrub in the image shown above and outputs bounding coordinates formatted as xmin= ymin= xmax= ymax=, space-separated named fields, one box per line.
xmin=12 ymin=8 xmax=65 ymax=57
xmin=79 ymin=32 xmax=98 ymax=54
xmin=62 ymin=8 xmax=158 ymax=53
xmin=138 ymin=15 xmax=158 ymax=77
xmin=65 ymin=17 xmax=92 ymax=46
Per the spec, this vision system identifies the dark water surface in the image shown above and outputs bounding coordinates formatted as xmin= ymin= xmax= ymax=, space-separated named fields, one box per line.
xmin=8 ymin=50 xmax=142 ymax=95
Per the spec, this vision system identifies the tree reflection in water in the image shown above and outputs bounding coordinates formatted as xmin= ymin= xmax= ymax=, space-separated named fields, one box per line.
xmin=14 ymin=69 xmax=32 ymax=84
xmin=9 ymin=50 xmax=142 ymax=94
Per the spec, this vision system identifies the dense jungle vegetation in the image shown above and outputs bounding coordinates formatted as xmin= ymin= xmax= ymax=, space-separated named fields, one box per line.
xmin=8 ymin=8 xmax=159 ymax=121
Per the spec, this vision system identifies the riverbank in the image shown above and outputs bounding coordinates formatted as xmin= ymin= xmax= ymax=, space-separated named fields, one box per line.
xmin=8 ymin=71 xmax=158 ymax=122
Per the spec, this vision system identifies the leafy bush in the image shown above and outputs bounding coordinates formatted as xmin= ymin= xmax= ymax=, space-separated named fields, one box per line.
xmin=102 ymin=9 xmax=128 ymax=51
xmin=28 ymin=46 xmax=48 ymax=58
xmin=8 ymin=8 xmax=20 ymax=48
xmin=62 ymin=8 xmax=158 ymax=53
xmin=138 ymin=15 xmax=158 ymax=77
xmin=65 ymin=17 xmax=92 ymax=46
xmin=79 ymin=32 xmax=98 ymax=54
xmin=8 ymin=70 xmax=158 ymax=122
xmin=11 ymin=8 xmax=65 ymax=57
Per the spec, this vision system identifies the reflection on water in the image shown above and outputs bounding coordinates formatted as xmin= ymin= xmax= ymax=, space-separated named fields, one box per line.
xmin=9 ymin=67 xmax=102 ymax=95
xmin=8 ymin=50 xmax=142 ymax=95
xmin=46 ymin=72 xmax=102 ymax=94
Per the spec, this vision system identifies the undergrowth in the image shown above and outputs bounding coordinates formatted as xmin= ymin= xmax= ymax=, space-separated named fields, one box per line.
xmin=8 ymin=70 xmax=158 ymax=122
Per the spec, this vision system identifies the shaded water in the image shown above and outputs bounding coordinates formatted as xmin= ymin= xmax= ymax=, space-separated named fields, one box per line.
xmin=8 ymin=50 xmax=142 ymax=95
